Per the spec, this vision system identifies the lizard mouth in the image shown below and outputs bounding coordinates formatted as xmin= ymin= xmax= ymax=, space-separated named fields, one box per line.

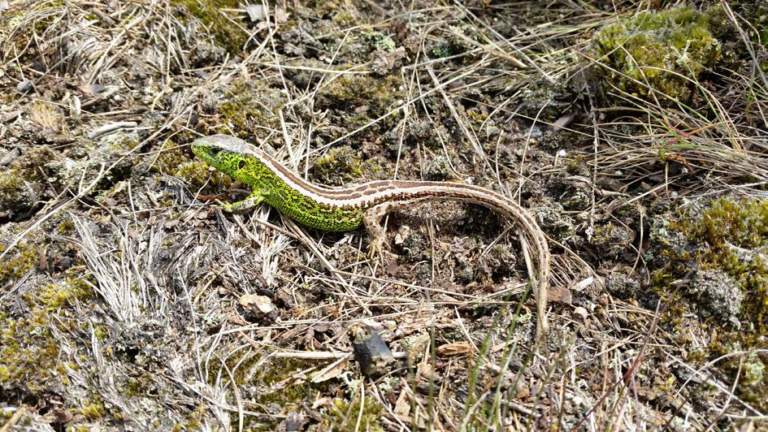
xmin=191 ymin=139 xmax=219 ymax=164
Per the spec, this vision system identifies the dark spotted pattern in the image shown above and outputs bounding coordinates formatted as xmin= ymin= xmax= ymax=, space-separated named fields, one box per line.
xmin=192 ymin=135 xmax=530 ymax=232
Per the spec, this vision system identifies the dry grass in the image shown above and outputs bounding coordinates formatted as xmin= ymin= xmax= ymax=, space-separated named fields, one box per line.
xmin=0 ymin=0 xmax=766 ymax=430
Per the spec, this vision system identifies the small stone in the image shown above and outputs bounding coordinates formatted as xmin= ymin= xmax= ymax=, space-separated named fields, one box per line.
xmin=350 ymin=324 xmax=395 ymax=377
xmin=278 ymin=412 xmax=305 ymax=432
xmin=393 ymin=225 xmax=411 ymax=246
xmin=16 ymin=80 xmax=33 ymax=94
xmin=238 ymin=294 xmax=277 ymax=323
xmin=239 ymin=294 xmax=275 ymax=314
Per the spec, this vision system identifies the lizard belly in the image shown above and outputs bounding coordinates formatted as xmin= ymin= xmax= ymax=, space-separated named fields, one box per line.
xmin=267 ymin=194 xmax=364 ymax=232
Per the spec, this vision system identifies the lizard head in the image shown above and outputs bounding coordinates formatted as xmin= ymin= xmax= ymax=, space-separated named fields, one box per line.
xmin=191 ymin=134 xmax=256 ymax=179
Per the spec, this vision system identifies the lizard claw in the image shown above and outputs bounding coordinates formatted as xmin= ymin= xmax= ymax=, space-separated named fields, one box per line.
xmin=367 ymin=236 xmax=386 ymax=259
xmin=367 ymin=235 xmax=398 ymax=263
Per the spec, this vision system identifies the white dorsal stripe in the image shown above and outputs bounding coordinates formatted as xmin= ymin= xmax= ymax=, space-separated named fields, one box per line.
xmin=196 ymin=135 xmax=515 ymax=211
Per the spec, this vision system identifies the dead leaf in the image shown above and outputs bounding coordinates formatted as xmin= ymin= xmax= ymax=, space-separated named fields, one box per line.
xmin=437 ymin=341 xmax=472 ymax=357
xmin=393 ymin=390 xmax=410 ymax=418
xmin=311 ymin=356 xmax=349 ymax=383
xmin=547 ymin=284 xmax=572 ymax=304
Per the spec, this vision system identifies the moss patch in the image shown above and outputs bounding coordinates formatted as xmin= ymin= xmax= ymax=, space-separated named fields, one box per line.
xmin=172 ymin=0 xmax=248 ymax=54
xmin=592 ymin=6 xmax=722 ymax=101
xmin=0 ymin=1 xmax=65 ymax=59
xmin=364 ymin=30 xmax=396 ymax=52
xmin=0 ymin=242 xmax=38 ymax=286
xmin=318 ymin=74 xmax=403 ymax=120
xmin=311 ymin=146 xmax=364 ymax=185
xmin=153 ymin=139 xmax=191 ymax=176
xmin=0 ymin=273 xmax=95 ymax=407
xmin=0 ymin=308 xmax=67 ymax=395
xmin=651 ymin=197 xmax=767 ymax=410
xmin=79 ymin=399 xmax=106 ymax=421
xmin=680 ymin=199 xmax=768 ymax=329
xmin=319 ymin=396 xmax=385 ymax=432
xmin=215 ymin=79 xmax=285 ymax=140
xmin=0 ymin=170 xmax=33 ymax=217
xmin=209 ymin=355 xmax=334 ymax=430
xmin=174 ymin=160 xmax=232 ymax=190
xmin=38 ymin=277 xmax=94 ymax=311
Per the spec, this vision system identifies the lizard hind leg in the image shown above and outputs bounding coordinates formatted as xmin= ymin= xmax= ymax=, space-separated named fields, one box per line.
xmin=362 ymin=201 xmax=410 ymax=259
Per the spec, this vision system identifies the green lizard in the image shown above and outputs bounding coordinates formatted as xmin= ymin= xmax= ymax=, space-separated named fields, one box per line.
xmin=191 ymin=134 xmax=552 ymax=339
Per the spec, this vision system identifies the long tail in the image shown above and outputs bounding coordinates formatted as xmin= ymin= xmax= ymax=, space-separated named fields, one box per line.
xmin=356 ymin=180 xmax=551 ymax=341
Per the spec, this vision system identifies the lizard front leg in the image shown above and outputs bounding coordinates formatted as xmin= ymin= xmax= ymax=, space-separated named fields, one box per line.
xmin=220 ymin=191 xmax=266 ymax=213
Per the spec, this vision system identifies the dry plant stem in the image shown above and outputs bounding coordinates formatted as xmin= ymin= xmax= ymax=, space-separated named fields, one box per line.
xmin=0 ymin=407 xmax=26 ymax=432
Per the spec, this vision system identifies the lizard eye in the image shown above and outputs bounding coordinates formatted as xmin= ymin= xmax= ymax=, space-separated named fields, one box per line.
xmin=209 ymin=147 xmax=221 ymax=156
xmin=238 ymin=160 xmax=246 ymax=169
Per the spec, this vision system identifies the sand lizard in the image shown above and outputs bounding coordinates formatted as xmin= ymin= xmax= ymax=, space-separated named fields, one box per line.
xmin=191 ymin=134 xmax=551 ymax=340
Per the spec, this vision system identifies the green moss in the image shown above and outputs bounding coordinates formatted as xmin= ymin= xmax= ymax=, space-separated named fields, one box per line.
xmin=215 ymin=79 xmax=284 ymax=139
xmin=0 ymin=268 xmax=97 ymax=397
xmin=431 ymin=44 xmax=452 ymax=59
xmin=247 ymin=358 xmax=313 ymax=404
xmin=364 ymin=31 xmax=396 ymax=52
xmin=319 ymin=397 xmax=384 ymax=432
xmin=79 ymin=400 xmax=106 ymax=420
xmin=332 ymin=9 xmax=357 ymax=27
xmin=172 ymin=404 xmax=206 ymax=432
xmin=175 ymin=160 xmax=232 ymax=189
xmin=692 ymin=198 xmax=768 ymax=250
xmin=651 ymin=197 xmax=768 ymax=410
xmin=172 ymin=0 xmax=247 ymax=54
xmin=0 ymin=170 xmax=32 ymax=215
xmin=311 ymin=146 xmax=363 ymax=185
xmin=10 ymin=146 xmax=58 ymax=181
xmin=103 ymin=134 xmax=141 ymax=156
xmin=707 ymin=2 xmax=768 ymax=47
xmin=93 ymin=325 xmax=109 ymax=341
xmin=124 ymin=375 xmax=152 ymax=398
xmin=0 ymin=1 xmax=65 ymax=55
xmin=593 ymin=6 xmax=721 ymax=101
xmin=430 ymin=27 xmax=470 ymax=59
xmin=0 ymin=242 xmax=37 ymax=286
xmin=305 ymin=0 xmax=346 ymax=18
xmin=57 ymin=217 xmax=75 ymax=235
xmin=38 ymin=277 xmax=94 ymax=311
xmin=466 ymin=109 xmax=488 ymax=125
xmin=0 ymin=308 xmax=67 ymax=393
xmin=207 ymin=355 xmax=331 ymax=430
xmin=318 ymin=74 xmax=403 ymax=118
xmin=154 ymin=139 xmax=191 ymax=175
xmin=0 ymin=146 xmax=61 ymax=217
xmin=686 ymin=199 xmax=768 ymax=330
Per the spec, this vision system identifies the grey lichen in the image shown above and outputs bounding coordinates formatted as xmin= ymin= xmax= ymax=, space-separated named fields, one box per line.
xmin=688 ymin=269 xmax=743 ymax=326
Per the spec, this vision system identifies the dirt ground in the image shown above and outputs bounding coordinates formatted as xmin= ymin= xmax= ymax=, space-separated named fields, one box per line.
xmin=1 ymin=0 xmax=766 ymax=431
